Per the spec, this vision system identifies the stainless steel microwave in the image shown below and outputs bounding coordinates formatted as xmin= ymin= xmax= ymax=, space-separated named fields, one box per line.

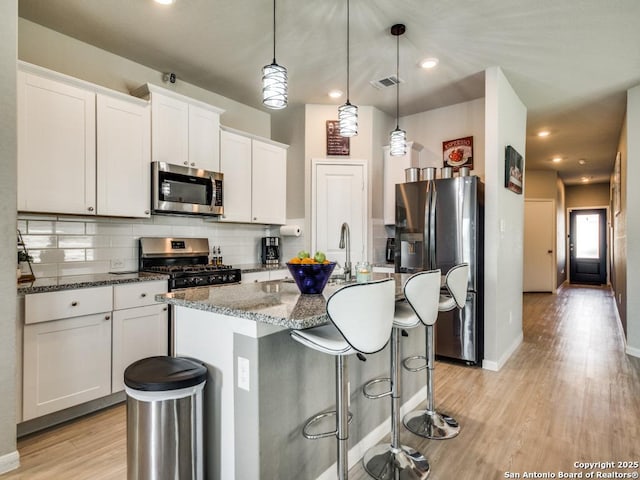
xmin=151 ymin=162 xmax=223 ymax=216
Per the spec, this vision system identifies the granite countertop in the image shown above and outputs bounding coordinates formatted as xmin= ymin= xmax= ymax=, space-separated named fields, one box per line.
xmin=17 ymin=272 xmax=169 ymax=295
xmin=236 ymin=263 xmax=288 ymax=273
xmin=156 ymin=272 xmax=410 ymax=330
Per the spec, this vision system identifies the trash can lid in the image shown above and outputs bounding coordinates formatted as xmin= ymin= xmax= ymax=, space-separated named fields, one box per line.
xmin=124 ymin=356 xmax=207 ymax=391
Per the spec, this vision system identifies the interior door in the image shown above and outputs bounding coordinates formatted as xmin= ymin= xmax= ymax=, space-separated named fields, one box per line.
xmin=569 ymin=208 xmax=607 ymax=284
xmin=523 ymin=199 xmax=556 ymax=292
xmin=312 ymin=161 xmax=366 ymax=268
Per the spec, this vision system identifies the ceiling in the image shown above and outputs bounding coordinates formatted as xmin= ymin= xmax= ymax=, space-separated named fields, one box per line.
xmin=18 ymin=0 xmax=640 ymax=185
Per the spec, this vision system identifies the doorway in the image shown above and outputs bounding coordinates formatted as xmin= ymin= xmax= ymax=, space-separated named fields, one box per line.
xmin=524 ymin=199 xmax=556 ymax=292
xmin=569 ymin=208 xmax=607 ymax=285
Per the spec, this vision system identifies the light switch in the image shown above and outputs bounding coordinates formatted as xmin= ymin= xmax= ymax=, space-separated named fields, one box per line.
xmin=237 ymin=356 xmax=250 ymax=391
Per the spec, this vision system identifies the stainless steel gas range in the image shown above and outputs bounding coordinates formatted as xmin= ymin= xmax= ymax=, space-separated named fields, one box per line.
xmin=138 ymin=237 xmax=241 ymax=291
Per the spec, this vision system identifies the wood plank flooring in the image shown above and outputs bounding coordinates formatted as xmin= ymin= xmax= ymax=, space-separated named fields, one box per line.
xmin=3 ymin=284 xmax=639 ymax=480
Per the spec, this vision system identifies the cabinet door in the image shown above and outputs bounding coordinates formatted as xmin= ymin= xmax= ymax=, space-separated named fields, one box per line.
xmin=150 ymin=92 xmax=189 ymax=166
xmin=96 ymin=94 xmax=151 ymax=218
xmin=241 ymin=271 xmax=270 ymax=283
xmin=23 ymin=313 xmax=112 ymax=420
xmin=219 ymin=130 xmax=252 ymax=222
xmin=383 ymin=143 xmax=420 ymax=225
xmin=251 ymin=140 xmax=287 ymax=225
xmin=112 ymin=304 xmax=169 ymax=392
xmin=268 ymin=269 xmax=290 ymax=281
xmin=17 ymin=71 xmax=96 ymax=215
xmin=188 ymin=104 xmax=220 ymax=171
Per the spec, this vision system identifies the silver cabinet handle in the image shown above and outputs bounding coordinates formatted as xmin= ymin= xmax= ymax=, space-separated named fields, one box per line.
xmin=71 ymin=301 xmax=78 ymax=307
xmin=163 ymin=307 xmax=168 ymax=311
xmin=253 ymin=217 xmax=257 ymax=221
xmin=87 ymin=206 xmax=94 ymax=212
xmin=105 ymin=315 xmax=111 ymax=320
xmin=140 ymin=293 xmax=147 ymax=298
xmin=190 ymin=162 xmax=195 ymax=167
xmin=183 ymin=161 xmax=188 ymax=166
xmin=144 ymin=210 xmax=150 ymax=215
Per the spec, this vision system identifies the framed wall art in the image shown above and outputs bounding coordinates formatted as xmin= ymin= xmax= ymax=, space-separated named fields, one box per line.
xmin=326 ymin=120 xmax=350 ymax=156
xmin=443 ymin=136 xmax=473 ymax=171
xmin=505 ymin=145 xmax=524 ymax=194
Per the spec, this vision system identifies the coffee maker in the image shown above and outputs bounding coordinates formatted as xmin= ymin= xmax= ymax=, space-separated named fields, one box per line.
xmin=261 ymin=237 xmax=280 ymax=265
xmin=385 ymin=237 xmax=395 ymax=264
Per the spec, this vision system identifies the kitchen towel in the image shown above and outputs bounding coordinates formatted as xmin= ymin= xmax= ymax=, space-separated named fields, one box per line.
xmin=280 ymin=225 xmax=302 ymax=237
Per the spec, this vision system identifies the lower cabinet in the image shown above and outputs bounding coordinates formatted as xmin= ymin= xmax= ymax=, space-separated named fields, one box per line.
xmin=112 ymin=304 xmax=168 ymax=392
xmin=23 ymin=312 xmax=112 ymax=421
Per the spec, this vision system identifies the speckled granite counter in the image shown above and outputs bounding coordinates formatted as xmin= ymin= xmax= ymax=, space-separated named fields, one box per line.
xmin=156 ymin=272 xmax=409 ymax=330
xmin=17 ymin=272 xmax=169 ymax=295
xmin=236 ymin=263 xmax=288 ymax=273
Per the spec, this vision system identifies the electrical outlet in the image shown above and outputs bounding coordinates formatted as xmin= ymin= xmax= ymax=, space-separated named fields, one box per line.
xmin=110 ymin=258 xmax=125 ymax=270
xmin=237 ymin=356 xmax=250 ymax=391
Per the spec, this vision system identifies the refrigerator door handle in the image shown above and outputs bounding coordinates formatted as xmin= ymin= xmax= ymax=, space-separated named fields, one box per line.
xmin=429 ymin=182 xmax=437 ymax=269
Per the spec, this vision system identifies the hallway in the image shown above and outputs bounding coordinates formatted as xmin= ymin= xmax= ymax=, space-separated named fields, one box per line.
xmin=3 ymin=285 xmax=639 ymax=479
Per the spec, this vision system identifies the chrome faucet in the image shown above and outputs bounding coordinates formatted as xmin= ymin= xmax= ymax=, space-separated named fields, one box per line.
xmin=339 ymin=222 xmax=352 ymax=282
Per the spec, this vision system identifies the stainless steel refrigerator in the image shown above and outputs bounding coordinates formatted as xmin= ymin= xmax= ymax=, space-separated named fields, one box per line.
xmin=395 ymin=175 xmax=484 ymax=364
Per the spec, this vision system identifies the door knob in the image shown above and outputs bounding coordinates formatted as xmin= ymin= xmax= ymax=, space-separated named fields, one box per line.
xmin=547 ymin=250 xmax=553 ymax=254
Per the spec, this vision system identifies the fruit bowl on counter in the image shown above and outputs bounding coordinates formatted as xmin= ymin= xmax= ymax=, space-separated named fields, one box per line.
xmin=286 ymin=251 xmax=336 ymax=294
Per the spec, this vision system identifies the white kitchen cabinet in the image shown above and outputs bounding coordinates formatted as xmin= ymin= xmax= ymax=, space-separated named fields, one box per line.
xmin=383 ymin=142 xmax=423 ymax=225
xmin=23 ymin=312 xmax=112 ymax=421
xmin=268 ymin=268 xmax=290 ymax=281
xmin=112 ymin=281 xmax=168 ymax=392
xmin=96 ymin=93 xmax=151 ymax=218
xmin=132 ymin=83 xmax=223 ymax=171
xmin=17 ymin=67 xmax=96 ymax=215
xmin=219 ymin=126 xmax=288 ymax=225
xmin=252 ymin=139 xmax=287 ymax=225
xmin=219 ymin=129 xmax=252 ymax=222
xmin=112 ymin=304 xmax=168 ymax=392
xmin=241 ymin=271 xmax=270 ymax=284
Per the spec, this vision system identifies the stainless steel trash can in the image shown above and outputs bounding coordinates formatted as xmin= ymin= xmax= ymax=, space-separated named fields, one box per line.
xmin=125 ymin=356 xmax=207 ymax=480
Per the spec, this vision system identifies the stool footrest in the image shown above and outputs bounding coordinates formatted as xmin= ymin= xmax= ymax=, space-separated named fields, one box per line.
xmin=363 ymin=377 xmax=392 ymax=399
xmin=402 ymin=355 xmax=428 ymax=372
xmin=302 ymin=410 xmax=353 ymax=440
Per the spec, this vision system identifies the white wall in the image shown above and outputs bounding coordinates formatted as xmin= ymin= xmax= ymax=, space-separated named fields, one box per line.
xmin=626 ymin=85 xmax=640 ymax=355
xmin=402 ymin=98 xmax=485 ymax=177
xmin=0 ymin=0 xmax=19 ymax=473
xmin=483 ymin=67 xmax=527 ymax=370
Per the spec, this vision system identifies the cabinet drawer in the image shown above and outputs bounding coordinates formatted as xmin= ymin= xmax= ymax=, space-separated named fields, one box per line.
xmin=25 ymin=286 xmax=113 ymax=324
xmin=114 ymin=281 xmax=168 ymax=310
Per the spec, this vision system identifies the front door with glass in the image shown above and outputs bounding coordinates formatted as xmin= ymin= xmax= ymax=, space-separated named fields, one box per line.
xmin=569 ymin=208 xmax=607 ymax=284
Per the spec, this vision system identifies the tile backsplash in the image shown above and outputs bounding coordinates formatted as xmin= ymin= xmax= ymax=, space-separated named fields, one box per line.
xmin=18 ymin=213 xmax=281 ymax=278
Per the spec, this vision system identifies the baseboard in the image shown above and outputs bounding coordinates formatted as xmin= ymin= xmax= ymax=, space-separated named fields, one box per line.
xmin=482 ymin=332 xmax=523 ymax=372
xmin=315 ymin=386 xmax=428 ymax=480
xmin=0 ymin=451 xmax=20 ymax=475
xmin=626 ymin=345 xmax=640 ymax=358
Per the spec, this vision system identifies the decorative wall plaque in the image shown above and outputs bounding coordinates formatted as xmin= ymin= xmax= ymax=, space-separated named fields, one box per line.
xmin=443 ymin=136 xmax=473 ymax=171
xmin=326 ymin=120 xmax=350 ymax=156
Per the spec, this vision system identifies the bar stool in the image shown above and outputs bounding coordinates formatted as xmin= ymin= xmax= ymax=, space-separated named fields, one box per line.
xmin=290 ymin=278 xmax=396 ymax=480
xmin=403 ymin=263 xmax=469 ymax=440
xmin=362 ymin=270 xmax=441 ymax=480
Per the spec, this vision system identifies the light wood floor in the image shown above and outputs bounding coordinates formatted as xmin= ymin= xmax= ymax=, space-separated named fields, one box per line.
xmin=3 ymin=284 xmax=639 ymax=480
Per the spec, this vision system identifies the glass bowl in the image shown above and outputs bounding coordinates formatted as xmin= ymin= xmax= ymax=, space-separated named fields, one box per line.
xmin=286 ymin=262 xmax=336 ymax=294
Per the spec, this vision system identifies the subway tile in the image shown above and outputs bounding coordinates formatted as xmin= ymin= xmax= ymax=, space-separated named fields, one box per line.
xmin=58 ymin=235 xmax=110 ymax=248
xmin=110 ymin=235 xmax=137 ymax=248
xmin=62 ymin=249 xmax=86 ymax=262
xmin=17 ymin=220 xmax=28 ymax=233
xmin=58 ymin=261 xmax=110 ymax=276
xmin=27 ymin=221 xmax=56 ymax=234
xmin=86 ymin=222 xmax=133 ymax=236
xmin=55 ymin=221 xmax=86 ymax=235
xmin=31 ymin=263 xmax=58 ymax=278
xmin=22 ymin=235 xmax=57 ymax=249
xmin=28 ymin=249 xmax=65 ymax=264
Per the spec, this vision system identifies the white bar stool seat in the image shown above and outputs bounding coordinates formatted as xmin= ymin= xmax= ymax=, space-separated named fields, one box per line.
xmin=362 ymin=269 xmax=441 ymax=480
xmin=403 ymin=263 xmax=469 ymax=440
xmin=290 ymin=278 xmax=396 ymax=480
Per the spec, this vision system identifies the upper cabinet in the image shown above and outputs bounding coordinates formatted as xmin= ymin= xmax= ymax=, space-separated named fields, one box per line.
xmin=219 ymin=127 xmax=288 ymax=225
xmin=17 ymin=62 xmax=152 ymax=218
xmin=17 ymin=68 xmax=97 ymax=215
xmin=131 ymin=83 xmax=224 ymax=172
xmin=383 ymin=142 xmax=423 ymax=225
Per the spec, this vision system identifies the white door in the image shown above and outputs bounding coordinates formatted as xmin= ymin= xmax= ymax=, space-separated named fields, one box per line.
xmin=313 ymin=161 xmax=367 ymax=270
xmin=96 ymin=93 xmax=151 ymax=218
xmin=524 ymin=199 xmax=556 ymax=292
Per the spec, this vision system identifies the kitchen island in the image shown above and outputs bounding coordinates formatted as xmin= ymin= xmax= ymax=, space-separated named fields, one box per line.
xmin=156 ymin=274 xmax=428 ymax=480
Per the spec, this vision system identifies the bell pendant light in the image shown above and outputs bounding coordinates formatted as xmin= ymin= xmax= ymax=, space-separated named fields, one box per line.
xmin=262 ymin=0 xmax=287 ymax=109
xmin=389 ymin=24 xmax=407 ymax=156
xmin=338 ymin=0 xmax=358 ymax=137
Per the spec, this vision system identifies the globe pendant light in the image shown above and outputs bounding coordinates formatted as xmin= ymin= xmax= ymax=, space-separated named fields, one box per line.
xmin=339 ymin=0 xmax=358 ymax=137
xmin=389 ymin=24 xmax=407 ymax=156
xmin=262 ymin=0 xmax=287 ymax=109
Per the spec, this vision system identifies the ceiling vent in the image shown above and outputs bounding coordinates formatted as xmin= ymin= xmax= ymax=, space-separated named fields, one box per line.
xmin=370 ymin=75 xmax=403 ymax=89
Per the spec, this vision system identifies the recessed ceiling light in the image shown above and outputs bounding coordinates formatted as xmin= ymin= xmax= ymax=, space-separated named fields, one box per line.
xmin=537 ymin=130 xmax=550 ymax=137
xmin=154 ymin=0 xmax=175 ymax=5
xmin=578 ymin=159 xmax=586 ymax=165
xmin=419 ymin=58 xmax=439 ymax=69
xmin=328 ymin=90 xmax=343 ymax=99
xmin=581 ymin=176 xmax=590 ymax=183
xmin=552 ymin=157 xmax=562 ymax=163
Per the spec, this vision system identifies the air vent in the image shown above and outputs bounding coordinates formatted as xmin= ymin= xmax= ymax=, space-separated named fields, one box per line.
xmin=370 ymin=75 xmax=403 ymax=89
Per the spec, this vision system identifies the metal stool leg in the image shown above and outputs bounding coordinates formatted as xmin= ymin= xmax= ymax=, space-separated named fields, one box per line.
xmin=363 ymin=328 xmax=430 ymax=480
xmin=403 ymin=325 xmax=460 ymax=439
xmin=336 ymin=354 xmax=349 ymax=480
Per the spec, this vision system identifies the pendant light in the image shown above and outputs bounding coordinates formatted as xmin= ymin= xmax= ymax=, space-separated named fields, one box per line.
xmin=389 ymin=24 xmax=407 ymax=156
xmin=338 ymin=0 xmax=358 ymax=137
xmin=262 ymin=0 xmax=287 ymax=109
